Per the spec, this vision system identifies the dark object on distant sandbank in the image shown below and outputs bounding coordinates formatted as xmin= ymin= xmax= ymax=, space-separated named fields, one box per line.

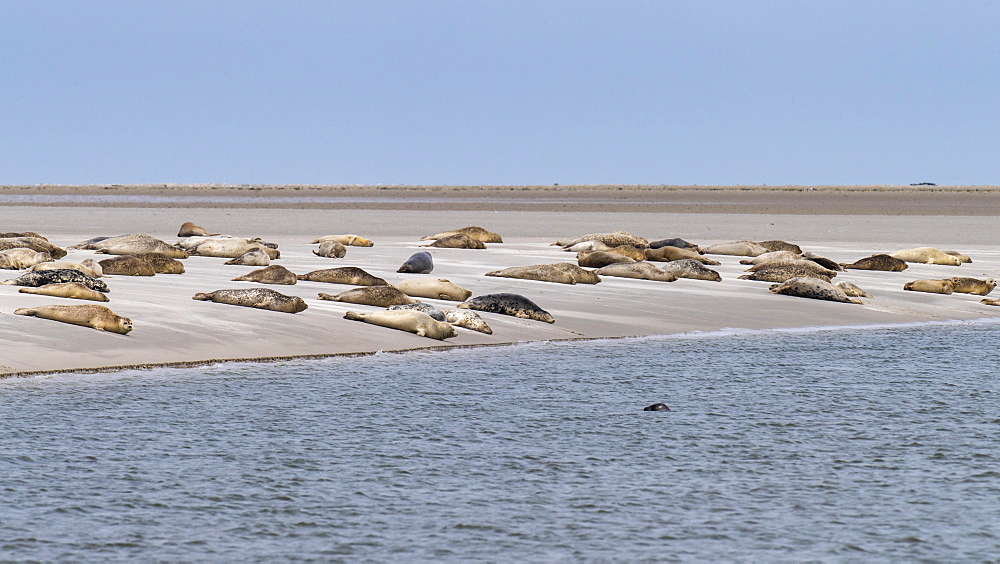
xmin=909 ymin=182 xmax=937 ymax=186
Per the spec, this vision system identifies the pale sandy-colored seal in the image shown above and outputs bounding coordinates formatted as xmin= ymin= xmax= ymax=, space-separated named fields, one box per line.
xmin=19 ymin=282 xmax=109 ymax=302
xmin=224 ymin=249 xmax=271 ymax=266
xmin=394 ymin=278 xmax=472 ymax=301
xmin=555 ymin=231 xmax=648 ymax=249
xmin=313 ymin=240 xmax=347 ymax=258
xmin=387 ymin=302 xmax=447 ymax=321
xmin=606 ymin=245 xmax=647 ymax=261
xmin=192 ymin=288 xmax=307 ymax=313
xmin=980 ymin=298 xmax=1000 ymax=306
xmin=29 ymin=259 xmax=103 ymax=278
xmin=948 ymin=277 xmax=996 ymax=296
xmin=768 ymin=277 xmax=862 ymax=304
xmin=835 ymin=281 xmax=872 ymax=298
xmin=703 ymin=241 xmax=769 ymax=257
xmin=444 ymin=308 xmax=492 ymax=334
xmin=0 ymin=231 xmax=47 ymax=241
xmin=310 ymin=234 xmax=374 ymax=247
xmin=594 ymin=262 xmax=677 ymax=282
xmin=645 ymin=246 xmax=720 ymax=265
xmin=397 ymin=251 xmax=434 ymax=274
xmin=759 ymin=240 xmax=802 ymax=254
xmin=422 ymin=234 xmax=486 ymax=249
xmin=297 ymin=267 xmax=387 ymax=286
xmin=458 ymin=293 xmax=555 ymax=323
xmin=801 ymin=251 xmax=845 ymax=271
xmin=739 ymin=250 xmax=800 ymax=266
xmin=486 ymin=263 xmax=600 ymax=285
xmin=177 ymin=222 xmax=219 ymax=237
xmin=944 ymin=251 xmax=972 ymax=264
xmin=739 ymin=266 xmax=833 ymax=283
xmin=343 ymin=309 xmax=456 ymax=340
xmin=3 ymin=269 xmax=109 ymax=292
xmin=0 ymin=248 xmax=52 ymax=270
xmin=903 ymin=279 xmax=955 ymax=294
xmin=134 ymin=253 xmax=185 ymax=274
xmin=98 ymin=256 xmax=156 ymax=276
xmin=648 ymin=238 xmax=700 ymax=251
xmin=183 ymin=237 xmax=279 ymax=259
xmin=890 ymin=247 xmax=963 ymax=266
xmin=577 ymin=251 xmax=635 ymax=268
xmin=318 ymin=285 xmax=416 ymax=307
xmin=85 ymin=234 xmax=188 ymax=258
xmin=232 ymin=265 xmax=297 ymax=285
xmin=842 ymin=254 xmax=908 ymax=271
xmin=0 ymin=237 xmax=68 ymax=259
xmin=564 ymin=240 xmax=612 ymax=253
xmin=14 ymin=304 xmax=132 ymax=334
xmin=659 ymin=259 xmax=722 ymax=281
xmin=420 ymin=226 xmax=503 ymax=244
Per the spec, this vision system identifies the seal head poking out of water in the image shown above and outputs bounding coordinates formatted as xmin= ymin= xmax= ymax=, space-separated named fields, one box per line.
xmin=643 ymin=403 xmax=670 ymax=412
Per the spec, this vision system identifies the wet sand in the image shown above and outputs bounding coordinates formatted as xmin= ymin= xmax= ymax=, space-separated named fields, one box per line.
xmin=1 ymin=185 xmax=998 ymax=376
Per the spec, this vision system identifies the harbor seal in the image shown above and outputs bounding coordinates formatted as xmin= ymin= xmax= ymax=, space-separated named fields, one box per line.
xmin=768 ymin=277 xmax=862 ymax=304
xmin=606 ymin=245 xmax=647 ymax=261
xmin=645 ymin=246 xmax=720 ymax=265
xmin=224 ymin=249 xmax=271 ymax=266
xmin=98 ymin=255 xmax=156 ymax=276
xmin=486 ymin=263 xmax=600 ymax=285
xmin=903 ymin=279 xmax=955 ymax=294
xmin=0 ymin=248 xmax=52 ymax=270
xmin=192 ymin=288 xmax=308 ymax=313
xmin=3 ymin=269 xmax=109 ymax=292
xmin=19 ymin=282 xmax=109 ymax=302
xmin=842 ymin=254 xmax=908 ymax=271
xmin=310 ymin=234 xmax=374 ymax=247
xmin=458 ymin=293 xmax=555 ymax=323
xmin=343 ymin=309 xmax=456 ymax=340
xmin=835 ymin=281 xmax=872 ymax=298
xmin=177 ymin=222 xmax=219 ymax=237
xmin=14 ymin=304 xmax=132 ymax=334
xmin=739 ymin=266 xmax=833 ymax=283
xmin=394 ymin=278 xmax=472 ymax=301
xmin=577 ymin=251 xmax=635 ymax=268
xmin=0 ymin=237 xmax=68 ymax=259
xmin=313 ymin=240 xmax=347 ymax=258
xmin=231 ymin=265 xmax=298 ymax=285
xmin=659 ymin=259 xmax=722 ymax=282
xmin=702 ymin=240 xmax=769 ymax=257
xmin=801 ymin=251 xmax=845 ymax=271
xmin=980 ymin=298 xmax=1000 ymax=306
xmin=397 ymin=251 xmax=434 ymax=274
xmin=387 ymin=302 xmax=447 ymax=321
xmin=134 ymin=253 xmax=185 ymax=274
xmin=890 ymin=247 xmax=963 ymax=266
xmin=184 ymin=237 xmax=279 ymax=259
xmin=759 ymin=240 xmax=802 ymax=254
xmin=420 ymin=226 xmax=503 ymax=243
xmin=0 ymin=231 xmax=47 ymax=241
xmin=643 ymin=403 xmax=671 ymax=412
xmin=318 ymin=285 xmax=416 ymax=307
xmin=555 ymin=231 xmax=648 ymax=249
xmin=746 ymin=260 xmax=837 ymax=277
xmin=564 ymin=240 xmax=612 ymax=253
xmin=29 ymin=259 xmax=103 ymax=278
xmin=944 ymin=251 xmax=972 ymax=264
xmin=444 ymin=308 xmax=493 ymax=334
xmin=422 ymin=233 xmax=486 ymax=249
xmin=297 ymin=267 xmax=387 ymax=286
xmin=89 ymin=234 xmax=189 ymax=258
xmin=739 ymin=250 xmax=800 ymax=266
xmin=948 ymin=277 xmax=996 ymax=296
xmin=594 ymin=262 xmax=677 ymax=282
xmin=648 ymin=238 xmax=700 ymax=251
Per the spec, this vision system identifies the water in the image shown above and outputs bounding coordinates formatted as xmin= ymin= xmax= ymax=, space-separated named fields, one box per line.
xmin=1 ymin=322 xmax=997 ymax=561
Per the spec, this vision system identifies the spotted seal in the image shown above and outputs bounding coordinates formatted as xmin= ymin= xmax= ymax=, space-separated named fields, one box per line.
xmin=88 ymin=234 xmax=188 ymax=258
xmin=746 ymin=260 xmax=837 ymax=277
xmin=835 ymin=281 xmax=872 ymax=298
xmin=768 ymin=277 xmax=862 ymax=304
xmin=660 ymin=259 xmax=722 ymax=281
xmin=134 ymin=253 xmax=185 ymax=274
xmin=232 ymin=265 xmax=298 ymax=285
xmin=397 ymin=251 xmax=434 ymax=274
xmin=192 ymin=288 xmax=307 ymax=313
xmin=313 ymin=240 xmax=347 ymax=258
xmin=0 ymin=248 xmax=52 ymax=270
xmin=944 ymin=251 xmax=972 ymax=264
xmin=19 ymin=282 xmax=109 ymax=302
xmin=422 ymin=234 xmax=486 ymax=249
xmin=420 ymin=226 xmax=503 ymax=243
xmin=594 ymin=262 xmax=677 ymax=282
xmin=444 ymin=309 xmax=492 ymax=334
xmin=387 ymin=302 xmax=447 ymax=321
xmin=14 ymin=304 xmax=132 ymax=334
xmin=739 ymin=265 xmax=833 ymax=283
xmin=890 ymin=247 xmax=963 ymax=266
xmin=555 ymin=231 xmax=648 ymax=249
xmin=29 ymin=259 xmax=103 ymax=278
xmin=948 ymin=277 xmax=996 ymax=296
xmin=297 ymin=267 xmax=387 ymax=286
xmin=98 ymin=255 xmax=156 ymax=276
xmin=605 ymin=245 xmax=647 ymax=261
xmin=318 ymin=285 xmax=416 ymax=307
xmin=458 ymin=293 xmax=555 ymax=323
xmin=3 ymin=269 xmax=109 ymax=292
xmin=739 ymin=250 xmax=800 ymax=266
xmin=842 ymin=254 xmax=908 ymax=271
xmin=183 ymin=237 xmax=279 ymax=259
xmin=759 ymin=240 xmax=802 ymax=254
xmin=394 ymin=278 xmax=471 ymax=301
xmin=486 ymin=263 xmax=600 ymax=285
xmin=224 ymin=249 xmax=271 ymax=266
xmin=903 ymin=279 xmax=955 ymax=294
xmin=343 ymin=309 xmax=456 ymax=340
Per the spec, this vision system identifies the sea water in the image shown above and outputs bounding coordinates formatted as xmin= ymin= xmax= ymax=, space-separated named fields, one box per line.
xmin=1 ymin=322 xmax=997 ymax=561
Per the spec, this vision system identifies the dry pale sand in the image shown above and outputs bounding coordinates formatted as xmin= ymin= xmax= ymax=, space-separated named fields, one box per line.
xmin=1 ymin=186 xmax=998 ymax=376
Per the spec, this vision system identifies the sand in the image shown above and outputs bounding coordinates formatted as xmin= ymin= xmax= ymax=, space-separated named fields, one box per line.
xmin=1 ymin=185 xmax=999 ymax=377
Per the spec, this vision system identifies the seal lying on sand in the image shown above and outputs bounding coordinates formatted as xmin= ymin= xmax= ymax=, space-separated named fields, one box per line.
xmin=313 ymin=240 xmax=347 ymax=258
xmin=84 ymin=234 xmax=188 ymax=258
xmin=310 ymin=234 xmax=374 ymax=247
xmin=648 ymin=238 xmax=699 ymax=251
xmin=556 ymin=231 xmax=648 ymax=249
xmin=232 ymin=265 xmax=297 ymax=285
xmin=420 ymin=226 xmax=503 ymax=243
xmin=388 ymin=302 xmax=447 ymax=321
xmin=99 ymin=255 xmax=156 ymax=276
xmin=29 ymin=259 xmax=103 ymax=278
xmin=903 ymin=279 xmax=955 ymax=294
xmin=458 ymin=293 xmax=555 ymax=323
xmin=981 ymin=298 xmax=1000 ymax=306
xmin=842 ymin=254 xmax=908 ymax=271
xmin=659 ymin=259 xmax=722 ymax=281
xmin=344 ymin=309 xmax=456 ymax=340
xmin=739 ymin=265 xmax=833 ymax=283
xmin=944 ymin=251 xmax=972 ymax=264
xmin=594 ymin=262 xmax=677 ymax=282
xmin=318 ymin=285 xmax=416 ymax=307
xmin=3 ymin=269 xmax=109 ymax=292
xmin=768 ymin=277 xmax=862 ymax=304
xmin=134 ymin=253 xmax=185 ymax=274
xmin=836 ymin=281 xmax=871 ymax=298
xmin=645 ymin=246 xmax=720 ymax=265
xmin=948 ymin=277 xmax=995 ymax=296
xmin=422 ymin=234 xmax=486 ymax=249
xmin=577 ymin=251 xmax=635 ymax=268
xmin=0 ymin=237 xmax=68 ymax=259
xmin=605 ymin=245 xmax=647 ymax=261
xmin=19 ymin=283 xmax=109 ymax=302
xmin=444 ymin=309 xmax=492 ymax=334
xmin=759 ymin=240 xmax=802 ymax=254
xmin=192 ymin=288 xmax=307 ymax=313
xmin=177 ymin=222 xmax=219 ymax=237
xmin=0 ymin=248 xmax=51 ymax=270
xmin=564 ymin=240 xmax=612 ymax=253
xmin=890 ymin=247 xmax=963 ymax=266
xmin=225 ymin=249 xmax=271 ymax=266
xmin=486 ymin=263 xmax=600 ymax=285
xmin=298 ymin=267 xmax=387 ymax=286
xmin=702 ymin=241 xmax=769 ymax=257
xmin=397 ymin=252 xmax=434 ymax=274
xmin=183 ymin=237 xmax=279 ymax=259
xmin=14 ymin=304 xmax=132 ymax=334
xmin=394 ymin=278 xmax=471 ymax=301
xmin=739 ymin=250 xmax=800 ymax=266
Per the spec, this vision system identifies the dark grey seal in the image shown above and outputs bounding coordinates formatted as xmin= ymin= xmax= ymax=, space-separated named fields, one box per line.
xmin=2 ymin=269 xmax=110 ymax=293
xmin=457 ymin=293 xmax=555 ymax=324
xmin=643 ymin=403 xmax=670 ymax=412
xmin=397 ymin=251 xmax=434 ymax=274
xmin=648 ymin=238 xmax=699 ymax=251
xmin=388 ymin=302 xmax=447 ymax=321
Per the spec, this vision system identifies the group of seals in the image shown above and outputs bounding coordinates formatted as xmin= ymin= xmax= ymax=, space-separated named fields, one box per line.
xmin=904 ymin=277 xmax=995 ymax=296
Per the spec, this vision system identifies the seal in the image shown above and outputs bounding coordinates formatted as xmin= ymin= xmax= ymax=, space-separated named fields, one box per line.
xmin=841 ymin=254 xmax=908 ymax=271
xmin=648 ymin=238 xmax=700 ymax=251
xmin=835 ymin=281 xmax=872 ymax=298
xmin=313 ymin=240 xmax=347 ymax=258
xmin=739 ymin=250 xmax=800 ymax=266
xmin=387 ymin=302 xmax=447 ymax=321
xmin=192 ymin=288 xmax=308 ymax=313
xmin=944 ymin=251 xmax=972 ymax=264
xmin=606 ymin=245 xmax=647 ymax=261
xmin=0 ymin=231 xmax=47 ymax=241
xmin=134 ymin=253 xmax=185 ymax=274
xmin=98 ymin=255 xmax=156 ymax=276
xmin=14 ymin=304 xmax=132 ymax=334
xmin=577 ymin=251 xmax=635 ymax=268
xmin=759 ymin=240 xmax=802 ymax=254
xmin=486 ymin=263 xmax=600 ymax=285
xmin=563 ymin=240 xmax=612 ymax=253
xmin=0 ymin=248 xmax=52 ymax=270
xmin=444 ymin=308 xmax=493 ymax=334
xmin=29 ymin=259 xmax=103 ymax=278
xmin=659 ymin=259 xmax=722 ymax=281
xmin=87 ymin=234 xmax=188 ymax=258
xmin=801 ymin=251 xmax=845 ymax=272
xmin=397 ymin=251 xmax=434 ymax=274
xmin=3 ymin=269 xmax=109 ymax=292
xmin=224 ymin=249 xmax=271 ymax=266
xmin=702 ymin=241 xmax=769 ymax=257
xmin=177 ymin=222 xmax=219 ymax=237
xmin=457 ymin=293 xmax=555 ymax=323
xmin=555 ymin=231 xmax=648 ymax=249
xmin=231 ymin=265 xmax=298 ymax=285
xmin=297 ymin=267 xmax=387 ymax=286
xmin=594 ymin=262 xmax=677 ymax=282
xmin=317 ymin=285 xmax=416 ymax=307
xmin=422 ymin=234 xmax=486 ymax=249
xmin=746 ymin=260 xmax=837 ymax=277
xmin=890 ymin=247 xmax=963 ymax=266
xmin=768 ymin=277 xmax=862 ymax=304
xmin=903 ymin=279 xmax=954 ymax=294
xmin=645 ymin=246 xmax=720 ymax=265
xmin=739 ymin=266 xmax=833 ymax=283
xmin=19 ymin=282 xmax=109 ymax=302
xmin=981 ymin=298 xmax=1000 ymax=306
xmin=310 ymin=234 xmax=374 ymax=247
xmin=948 ymin=277 xmax=996 ymax=296
xmin=343 ymin=309 xmax=456 ymax=340
xmin=420 ymin=226 xmax=503 ymax=243
xmin=643 ymin=403 xmax=670 ymax=412
xmin=394 ymin=278 xmax=472 ymax=301
xmin=0 ymin=237 xmax=68 ymax=259
xmin=184 ymin=237 xmax=279 ymax=259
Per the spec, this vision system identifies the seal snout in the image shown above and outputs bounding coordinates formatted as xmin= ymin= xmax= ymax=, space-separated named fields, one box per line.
xmin=643 ymin=403 xmax=670 ymax=412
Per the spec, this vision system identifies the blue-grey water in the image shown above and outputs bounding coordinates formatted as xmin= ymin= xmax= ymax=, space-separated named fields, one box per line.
xmin=1 ymin=322 xmax=998 ymax=561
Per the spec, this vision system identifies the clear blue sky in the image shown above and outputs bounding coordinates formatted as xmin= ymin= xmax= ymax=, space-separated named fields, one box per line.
xmin=2 ymin=1 xmax=997 ymax=186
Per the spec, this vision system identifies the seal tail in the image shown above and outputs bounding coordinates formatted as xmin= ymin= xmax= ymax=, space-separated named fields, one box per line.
xmin=192 ymin=292 xmax=214 ymax=301
xmin=13 ymin=308 xmax=35 ymax=316
xmin=343 ymin=311 xmax=364 ymax=321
